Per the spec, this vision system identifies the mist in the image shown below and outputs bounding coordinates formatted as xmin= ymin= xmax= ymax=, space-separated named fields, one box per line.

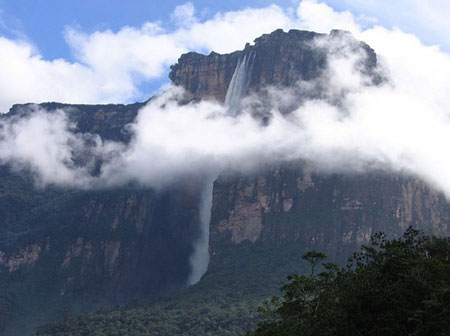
xmin=2 ymin=29 xmax=450 ymax=201
xmin=3 ymin=26 xmax=450 ymax=286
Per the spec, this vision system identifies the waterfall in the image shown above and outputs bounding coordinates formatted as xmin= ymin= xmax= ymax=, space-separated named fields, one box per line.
xmin=187 ymin=52 xmax=255 ymax=286
xmin=224 ymin=51 xmax=255 ymax=116
xmin=187 ymin=175 xmax=216 ymax=285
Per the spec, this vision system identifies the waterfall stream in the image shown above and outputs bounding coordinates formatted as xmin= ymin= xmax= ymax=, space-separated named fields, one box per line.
xmin=224 ymin=51 xmax=255 ymax=116
xmin=187 ymin=52 xmax=255 ymax=285
xmin=187 ymin=175 xmax=216 ymax=285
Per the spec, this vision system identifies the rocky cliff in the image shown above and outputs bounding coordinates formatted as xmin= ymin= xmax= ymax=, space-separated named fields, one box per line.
xmin=1 ymin=29 xmax=450 ymax=335
xmin=0 ymin=169 xmax=205 ymax=334
xmin=210 ymin=168 xmax=450 ymax=257
xmin=169 ymin=29 xmax=450 ymax=258
xmin=170 ymin=29 xmax=379 ymax=102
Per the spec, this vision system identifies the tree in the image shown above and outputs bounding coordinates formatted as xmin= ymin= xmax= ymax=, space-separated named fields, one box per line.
xmin=250 ymin=228 xmax=450 ymax=336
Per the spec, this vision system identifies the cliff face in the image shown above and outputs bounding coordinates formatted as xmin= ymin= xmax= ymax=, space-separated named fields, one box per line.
xmin=0 ymin=102 xmax=204 ymax=334
xmin=4 ymin=101 xmax=144 ymax=142
xmin=169 ymin=29 xmax=450 ymax=259
xmin=0 ymin=170 xmax=204 ymax=334
xmin=169 ymin=29 xmax=378 ymax=102
xmin=1 ymin=29 xmax=450 ymax=335
xmin=210 ymin=168 xmax=450 ymax=258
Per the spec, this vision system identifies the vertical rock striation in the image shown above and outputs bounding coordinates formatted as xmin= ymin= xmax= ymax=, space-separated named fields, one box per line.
xmin=169 ymin=29 xmax=379 ymax=103
xmin=1 ymin=28 xmax=449 ymax=334
xmin=168 ymin=29 xmax=450 ymax=262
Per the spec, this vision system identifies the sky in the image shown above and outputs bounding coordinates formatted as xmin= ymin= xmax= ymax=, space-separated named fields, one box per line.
xmin=0 ymin=0 xmax=450 ymax=112
xmin=3 ymin=0 xmax=450 ymax=203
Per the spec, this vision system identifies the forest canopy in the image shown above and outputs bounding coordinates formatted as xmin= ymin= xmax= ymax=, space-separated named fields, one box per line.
xmin=250 ymin=228 xmax=450 ymax=336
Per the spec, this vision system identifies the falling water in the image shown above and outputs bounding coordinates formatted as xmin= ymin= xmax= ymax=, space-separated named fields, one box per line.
xmin=187 ymin=175 xmax=216 ymax=285
xmin=224 ymin=51 xmax=255 ymax=116
xmin=187 ymin=53 xmax=255 ymax=285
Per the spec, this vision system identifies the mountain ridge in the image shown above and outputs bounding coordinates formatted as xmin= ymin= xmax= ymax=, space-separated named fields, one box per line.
xmin=0 ymin=29 xmax=449 ymax=335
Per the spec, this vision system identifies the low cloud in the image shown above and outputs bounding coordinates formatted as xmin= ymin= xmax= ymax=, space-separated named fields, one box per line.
xmin=1 ymin=1 xmax=450 ymax=200
xmin=0 ymin=107 xmax=122 ymax=187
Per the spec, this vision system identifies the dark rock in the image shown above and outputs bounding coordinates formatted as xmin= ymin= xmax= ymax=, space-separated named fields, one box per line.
xmin=0 ymin=29 xmax=448 ymax=335
xmin=169 ymin=29 xmax=380 ymax=103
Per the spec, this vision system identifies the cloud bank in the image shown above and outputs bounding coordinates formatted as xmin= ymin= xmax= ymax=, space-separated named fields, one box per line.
xmin=0 ymin=2 xmax=296 ymax=112
xmin=1 ymin=0 xmax=450 ymax=201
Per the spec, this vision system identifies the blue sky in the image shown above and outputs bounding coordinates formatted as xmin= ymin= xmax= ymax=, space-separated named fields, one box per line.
xmin=0 ymin=0 xmax=449 ymax=112
xmin=0 ymin=0 xmax=294 ymax=60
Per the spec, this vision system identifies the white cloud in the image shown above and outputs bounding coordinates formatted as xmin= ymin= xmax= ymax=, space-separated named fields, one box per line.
xmin=3 ymin=1 xmax=450 ymax=201
xmin=1 ymin=0 xmax=449 ymax=114
xmin=0 ymin=2 xmax=298 ymax=112
xmin=64 ymin=24 xmax=186 ymax=99
xmin=333 ymin=0 xmax=450 ymax=50
xmin=171 ymin=2 xmax=198 ymax=27
xmin=171 ymin=5 xmax=295 ymax=53
xmin=0 ymin=108 xmax=90 ymax=186
xmin=0 ymin=37 xmax=103 ymax=112
xmin=297 ymin=0 xmax=361 ymax=33
xmin=0 ymin=107 xmax=126 ymax=189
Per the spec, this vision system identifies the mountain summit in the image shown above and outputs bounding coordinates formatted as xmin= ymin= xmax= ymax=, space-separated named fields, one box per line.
xmin=1 ymin=29 xmax=449 ymax=335
xmin=170 ymin=29 xmax=379 ymax=102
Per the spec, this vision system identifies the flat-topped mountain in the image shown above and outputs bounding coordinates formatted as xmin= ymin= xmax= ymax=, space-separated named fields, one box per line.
xmin=169 ymin=29 xmax=379 ymax=102
xmin=1 ymin=29 xmax=449 ymax=335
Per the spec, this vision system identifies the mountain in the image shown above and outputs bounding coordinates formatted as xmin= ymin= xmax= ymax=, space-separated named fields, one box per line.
xmin=170 ymin=29 xmax=380 ymax=101
xmin=0 ymin=29 xmax=449 ymax=335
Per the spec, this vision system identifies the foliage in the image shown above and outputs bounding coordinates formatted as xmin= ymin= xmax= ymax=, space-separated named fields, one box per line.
xmin=36 ymin=241 xmax=310 ymax=336
xmin=250 ymin=228 xmax=450 ymax=336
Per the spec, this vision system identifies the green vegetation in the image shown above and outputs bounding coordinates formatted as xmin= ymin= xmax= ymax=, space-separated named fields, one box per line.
xmin=37 ymin=294 xmax=258 ymax=336
xmin=251 ymin=228 xmax=450 ymax=336
xmin=31 ymin=229 xmax=450 ymax=335
xmin=35 ymin=241 xmax=313 ymax=336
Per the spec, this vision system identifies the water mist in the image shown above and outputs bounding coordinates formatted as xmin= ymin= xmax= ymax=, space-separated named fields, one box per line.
xmin=187 ymin=52 xmax=255 ymax=285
